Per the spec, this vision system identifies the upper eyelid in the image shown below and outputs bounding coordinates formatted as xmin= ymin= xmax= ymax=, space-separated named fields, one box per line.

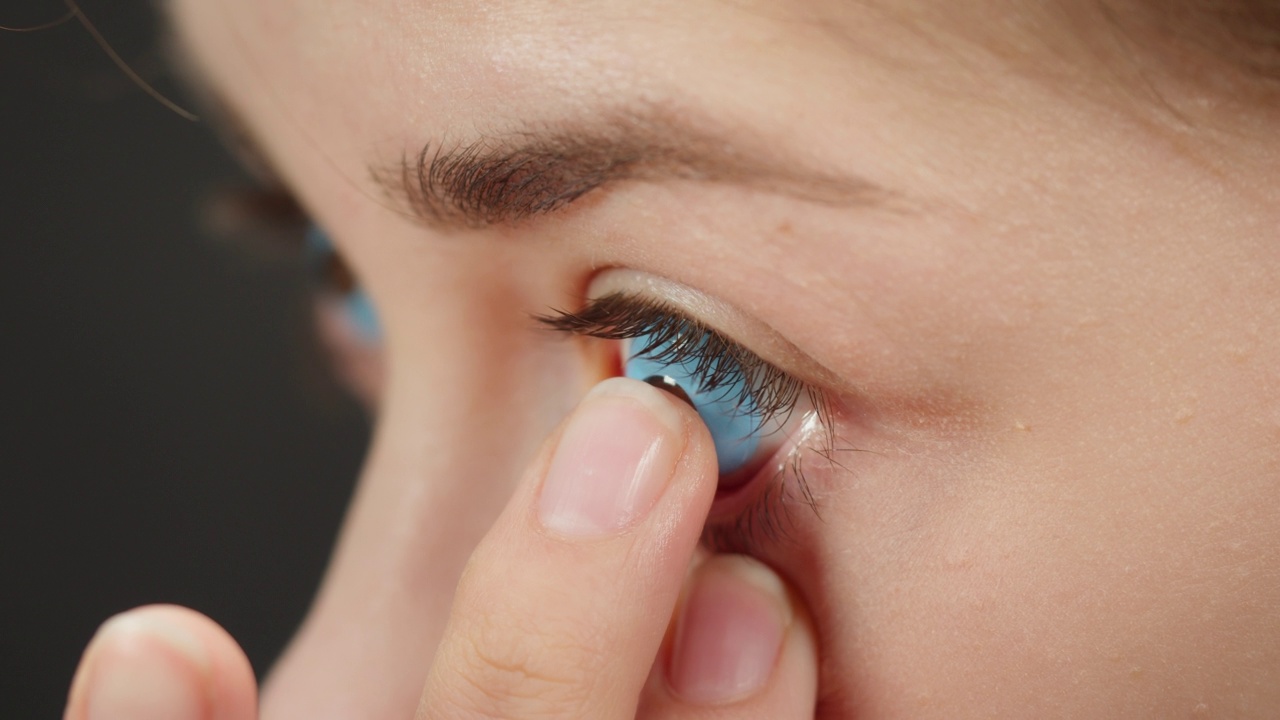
xmin=537 ymin=294 xmax=823 ymax=429
xmin=585 ymin=270 xmax=848 ymax=393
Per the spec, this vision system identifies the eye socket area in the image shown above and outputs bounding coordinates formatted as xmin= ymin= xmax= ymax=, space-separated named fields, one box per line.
xmin=537 ymin=289 xmax=833 ymax=506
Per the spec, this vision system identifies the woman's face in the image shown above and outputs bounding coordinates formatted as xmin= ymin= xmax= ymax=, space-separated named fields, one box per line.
xmin=171 ymin=0 xmax=1280 ymax=716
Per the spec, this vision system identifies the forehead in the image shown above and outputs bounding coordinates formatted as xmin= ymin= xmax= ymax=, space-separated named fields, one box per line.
xmin=171 ymin=0 xmax=889 ymax=126
xmin=169 ymin=0 xmax=1044 ymax=212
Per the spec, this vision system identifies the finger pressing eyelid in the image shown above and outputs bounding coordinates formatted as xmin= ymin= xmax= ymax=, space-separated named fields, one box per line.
xmin=538 ymin=377 xmax=688 ymax=536
xmin=418 ymin=377 xmax=719 ymax=720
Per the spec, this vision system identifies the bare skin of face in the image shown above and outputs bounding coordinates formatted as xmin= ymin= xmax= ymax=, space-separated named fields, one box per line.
xmin=65 ymin=1 xmax=1280 ymax=718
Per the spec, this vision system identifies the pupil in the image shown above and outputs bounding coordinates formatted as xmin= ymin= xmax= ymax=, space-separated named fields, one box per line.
xmin=643 ymin=375 xmax=696 ymax=409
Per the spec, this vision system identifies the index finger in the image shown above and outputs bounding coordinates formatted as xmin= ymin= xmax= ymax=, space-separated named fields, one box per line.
xmin=418 ymin=377 xmax=719 ymax=720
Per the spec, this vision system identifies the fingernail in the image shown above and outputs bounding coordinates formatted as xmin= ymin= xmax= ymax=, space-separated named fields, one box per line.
xmin=80 ymin=613 xmax=210 ymax=720
xmin=668 ymin=555 xmax=790 ymax=705
xmin=539 ymin=377 xmax=685 ymax=537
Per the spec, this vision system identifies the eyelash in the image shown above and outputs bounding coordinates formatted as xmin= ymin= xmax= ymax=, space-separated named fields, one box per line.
xmin=537 ymin=293 xmax=839 ymax=552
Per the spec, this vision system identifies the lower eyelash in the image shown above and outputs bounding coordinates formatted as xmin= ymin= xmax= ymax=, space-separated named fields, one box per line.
xmin=702 ymin=410 xmax=841 ymax=555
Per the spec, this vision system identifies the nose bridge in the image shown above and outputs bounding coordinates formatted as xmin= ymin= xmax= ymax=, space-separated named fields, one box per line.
xmin=259 ymin=285 xmax=585 ymax=719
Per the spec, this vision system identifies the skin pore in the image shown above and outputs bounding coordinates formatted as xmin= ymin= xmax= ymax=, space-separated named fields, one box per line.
xmin=150 ymin=0 xmax=1280 ymax=717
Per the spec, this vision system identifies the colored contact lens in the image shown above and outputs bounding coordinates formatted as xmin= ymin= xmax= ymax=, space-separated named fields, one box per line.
xmin=624 ymin=334 xmax=761 ymax=475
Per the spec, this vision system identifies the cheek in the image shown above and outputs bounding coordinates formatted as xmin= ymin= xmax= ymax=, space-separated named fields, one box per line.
xmin=805 ymin=429 xmax=1280 ymax=717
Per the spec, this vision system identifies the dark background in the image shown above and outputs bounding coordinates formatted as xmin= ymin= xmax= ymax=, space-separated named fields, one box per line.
xmin=1 ymin=1 xmax=368 ymax=716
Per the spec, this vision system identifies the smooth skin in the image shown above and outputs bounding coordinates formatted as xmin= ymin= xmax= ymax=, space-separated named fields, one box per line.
xmin=70 ymin=0 xmax=1280 ymax=717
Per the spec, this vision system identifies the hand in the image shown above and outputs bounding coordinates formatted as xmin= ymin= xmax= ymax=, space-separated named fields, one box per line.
xmin=63 ymin=378 xmax=818 ymax=719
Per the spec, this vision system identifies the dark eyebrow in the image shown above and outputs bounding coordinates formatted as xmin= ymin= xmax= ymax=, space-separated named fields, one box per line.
xmin=373 ymin=106 xmax=894 ymax=231
xmin=166 ymin=22 xmax=894 ymax=231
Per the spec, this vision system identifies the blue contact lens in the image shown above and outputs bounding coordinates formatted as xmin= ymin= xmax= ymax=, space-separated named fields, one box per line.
xmin=305 ymin=225 xmax=382 ymax=343
xmin=624 ymin=334 xmax=760 ymax=475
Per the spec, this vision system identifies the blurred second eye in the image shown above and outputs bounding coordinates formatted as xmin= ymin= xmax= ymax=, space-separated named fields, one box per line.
xmin=306 ymin=225 xmax=382 ymax=344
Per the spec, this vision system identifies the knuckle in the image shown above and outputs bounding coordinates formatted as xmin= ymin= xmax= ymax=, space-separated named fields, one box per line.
xmin=437 ymin=610 xmax=601 ymax=719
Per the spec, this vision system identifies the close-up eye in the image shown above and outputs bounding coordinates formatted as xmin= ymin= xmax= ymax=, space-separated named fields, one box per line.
xmin=305 ymin=225 xmax=382 ymax=344
xmin=538 ymin=286 xmax=837 ymax=519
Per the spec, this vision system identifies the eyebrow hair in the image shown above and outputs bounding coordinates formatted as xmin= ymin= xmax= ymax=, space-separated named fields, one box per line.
xmin=372 ymin=106 xmax=893 ymax=231
xmin=165 ymin=21 xmax=894 ymax=232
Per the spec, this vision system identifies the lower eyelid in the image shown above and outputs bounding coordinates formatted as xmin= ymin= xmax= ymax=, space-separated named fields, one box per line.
xmin=713 ymin=391 xmax=822 ymax=491
xmin=701 ymin=407 xmax=836 ymax=555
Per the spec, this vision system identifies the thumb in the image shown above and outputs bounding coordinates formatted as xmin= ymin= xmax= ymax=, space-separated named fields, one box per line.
xmin=64 ymin=605 xmax=258 ymax=720
xmin=639 ymin=555 xmax=819 ymax=720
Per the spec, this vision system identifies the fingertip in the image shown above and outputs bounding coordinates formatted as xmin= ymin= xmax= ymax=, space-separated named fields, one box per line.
xmin=65 ymin=605 xmax=257 ymax=720
xmin=646 ymin=555 xmax=819 ymax=717
xmin=667 ymin=556 xmax=791 ymax=705
xmin=145 ymin=605 xmax=259 ymax=720
xmin=421 ymin=376 xmax=725 ymax=720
